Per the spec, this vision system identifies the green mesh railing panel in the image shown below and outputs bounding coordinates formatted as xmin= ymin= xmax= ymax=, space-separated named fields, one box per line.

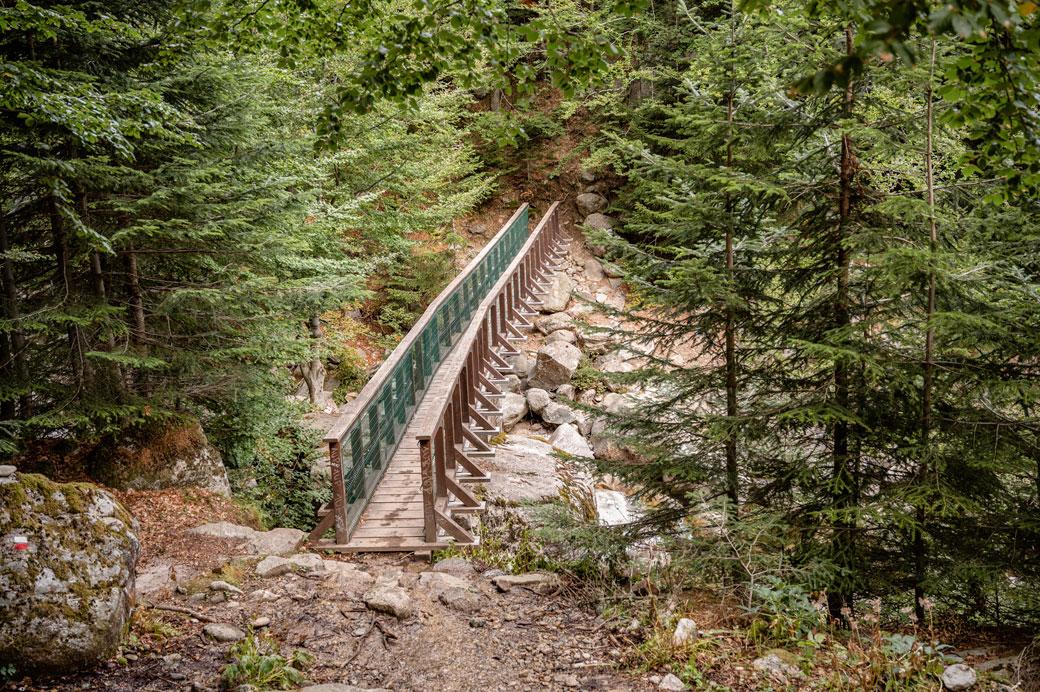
xmin=338 ymin=207 xmax=529 ymax=537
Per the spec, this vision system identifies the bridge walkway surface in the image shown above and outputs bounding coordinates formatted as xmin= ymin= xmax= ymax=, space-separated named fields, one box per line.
xmin=307 ymin=202 xmax=568 ymax=552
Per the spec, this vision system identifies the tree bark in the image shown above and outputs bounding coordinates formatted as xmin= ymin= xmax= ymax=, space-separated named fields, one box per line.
xmin=301 ymin=358 xmax=326 ymax=405
xmin=829 ymin=25 xmax=857 ymax=620
xmin=915 ymin=39 xmax=939 ymax=622
xmin=724 ymin=59 xmax=739 ymax=510
xmin=125 ymin=246 xmax=146 ymax=345
xmin=50 ymin=195 xmax=85 ymax=388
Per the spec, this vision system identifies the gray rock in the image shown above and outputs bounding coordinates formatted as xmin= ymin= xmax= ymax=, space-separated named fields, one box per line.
xmin=87 ymin=419 xmax=230 ymax=495
xmin=324 ymin=566 xmax=376 ymax=598
xmin=659 ymin=674 xmax=685 ymax=691
xmin=500 ymin=392 xmax=529 ymax=431
xmin=577 ymin=330 xmax=614 ymax=355
xmin=209 ymin=580 xmax=243 ymax=595
xmin=585 ymin=258 xmax=605 ymax=281
xmin=540 ymin=401 xmax=577 ymax=427
xmin=485 ymin=436 xmax=562 ymax=503
xmin=0 ymin=475 xmax=140 ymax=674
xmin=529 ymin=342 xmax=582 ymax=391
xmin=433 ymin=557 xmax=476 ymax=574
xmin=546 ymin=329 xmax=577 ymax=345
xmin=247 ymin=528 xmax=305 ymax=556
xmin=500 ymin=374 xmax=522 ymax=394
xmin=575 ymin=193 xmax=608 ymax=217
xmin=583 ymin=213 xmax=618 ymax=232
xmin=363 ymin=584 xmax=414 ymax=619
xmin=285 ymin=553 xmax=325 ymax=572
xmin=0 ymin=465 xmax=14 ymax=477
xmin=753 ymin=653 xmax=802 ymax=678
xmin=541 ymin=273 xmax=574 ymax=313
xmin=255 ymin=555 xmax=291 ymax=578
xmin=557 ymin=384 xmax=575 ymax=400
xmin=509 ymin=352 xmax=529 ymax=378
xmin=580 ymin=169 xmax=597 ymax=183
xmin=941 ymin=664 xmax=977 ymax=691
xmin=535 ymin=312 xmax=573 ymax=335
xmin=526 ymin=388 xmax=551 ymax=414
xmin=188 ymin=521 xmax=255 ymax=540
xmin=418 ymin=571 xmax=473 ymax=598
xmin=439 ymin=587 xmax=482 ymax=613
xmin=673 ymin=618 xmax=697 ymax=646
xmin=549 ymin=423 xmax=593 ymax=458
xmin=603 ymin=261 xmax=623 ymax=278
xmin=251 ymin=616 xmax=271 ymax=628
xmin=203 ymin=623 xmax=246 ymax=643
xmin=590 ymin=419 xmax=625 ymax=462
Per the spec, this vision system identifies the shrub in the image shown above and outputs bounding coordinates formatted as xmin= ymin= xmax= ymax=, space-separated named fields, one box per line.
xmin=221 ymin=632 xmax=311 ymax=691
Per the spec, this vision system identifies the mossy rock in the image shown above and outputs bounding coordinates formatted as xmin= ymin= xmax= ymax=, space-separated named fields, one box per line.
xmin=0 ymin=473 xmax=140 ymax=675
xmin=87 ymin=418 xmax=230 ymax=494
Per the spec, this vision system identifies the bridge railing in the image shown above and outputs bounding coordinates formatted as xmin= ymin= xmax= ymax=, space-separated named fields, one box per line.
xmin=322 ymin=205 xmax=531 ymax=542
xmin=415 ymin=202 xmax=565 ymax=543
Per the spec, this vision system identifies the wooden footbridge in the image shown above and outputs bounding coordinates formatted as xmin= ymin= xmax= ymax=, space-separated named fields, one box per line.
xmin=307 ymin=202 xmax=567 ymax=552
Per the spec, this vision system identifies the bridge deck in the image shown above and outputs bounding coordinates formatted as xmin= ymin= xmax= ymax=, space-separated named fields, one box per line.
xmin=320 ymin=330 xmax=491 ymax=552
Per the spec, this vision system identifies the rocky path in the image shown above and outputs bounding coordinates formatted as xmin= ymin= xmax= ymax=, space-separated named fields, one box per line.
xmin=35 ymin=547 xmax=653 ymax=692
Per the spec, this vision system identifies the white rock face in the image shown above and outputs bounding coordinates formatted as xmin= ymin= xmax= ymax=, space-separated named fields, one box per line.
xmin=0 ymin=474 xmax=140 ymax=674
xmin=535 ymin=312 xmax=573 ymax=335
xmin=941 ymin=664 xmax=977 ymax=691
xmin=575 ymin=192 xmax=609 ymax=216
xmin=529 ymin=342 xmax=581 ymax=391
xmin=500 ymin=392 xmax=529 ymax=431
xmin=486 ymin=437 xmax=561 ymax=503
xmin=541 ymin=273 xmax=574 ymax=313
xmin=549 ymin=424 xmax=593 ymax=458
xmin=188 ymin=522 xmax=304 ymax=556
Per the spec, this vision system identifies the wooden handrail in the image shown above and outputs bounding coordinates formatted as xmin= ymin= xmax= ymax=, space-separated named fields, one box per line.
xmin=324 ymin=204 xmax=530 ymax=446
xmin=415 ymin=202 xmax=561 ymax=442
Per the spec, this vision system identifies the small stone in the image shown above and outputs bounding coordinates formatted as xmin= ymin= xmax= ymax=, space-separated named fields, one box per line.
xmin=941 ymin=663 xmax=977 ymax=691
xmin=469 ymin=617 xmax=487 ymax=628
xmin=123 ymin=653 xmax=138 ymax=662
xmin=658 ymin=673 xmax=685 ymax=691
xmin=672 ymin=618 xmax=697 ymax=646
xmin=203 ymin=623 xmax=246 ymax=643
xmin=209 ymin=580 xmax=244 ymax=595
xmin=440 ymin=587 xmax=482 ymax=613
xmin=539 ymin=401 xmax=577 ymax=427
xmin=561 ymin=674 xmax=580 ymax=687
xmin=549 ymin=423 xmax=594 ymax=458
xmin=169 ymin=672 xmax=186 ymax=681
xmin=251 ymin=616 xmax=271 ymax=628
xmin=575 ymin=193 xmax=608 ymax=217
xmin=233 ymin=686 xmax=255 ymax=692
xmin=526 ymin=388 xmax=551 ymax=414
xmin=0 ymin=465 xmax=15 ymax=476
xmin=584 ymin=258 xmax=605 ymax=281
xmin=535 ymin=312 xmax=573 ymax=336
xmin=546 ymin=329 xmax=577 ymax=345
xmin=753 ymin=652 xmax=802 ymax=678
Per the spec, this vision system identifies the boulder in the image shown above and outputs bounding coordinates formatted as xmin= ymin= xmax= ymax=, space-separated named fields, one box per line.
xmin=753 ymin=651 xmax=802 ymax=678
xmin=575 ymin=193 xmax=608 ymax=217
xmin=535 ymin=312 xmax=573 ymax=335
xmin=540 ymin=401 xmax=577 ymax=427
xmin=439 ymin=587 xmax=482 ymax=613
xmin=492 ymin=572 xmax=561 ymax=593
xmin=583 ymin=213 xmax=618 ymax=232
xmin=363 ymin=584 xmax=413 ymax=619
xmin=557 ymin=385 xmax=575 ymax=401
xmin=546 ymin=329 xmax=577 ymax=345
xmin=255 ymin=556 xmax=292 ymax=578
xmin=549 ymin=424 xmax=594 ymax=458
xmin=203 ymin=623 xmax=246 ymax=643
xmin=578 ymin=330 xmax=614 ymax=355
xmin=590 ymin=419 xmax=625 ymax=462
xmin=87 ymin=419 xmax=230 ymax=495
xmin=485 ymin=437 xmax=563 ymax=503
xmin=541 ymin=273 xmax=574 ymax=313
xmin=526 ymin=388 xmax=551 ymax=415
xmin=418 ymin=572 xmax=475 ymax=600
xmin=529 ymin=342 xmax=582 ymax=391
xmin=501 ymin=374 xmax=522 ymax=394
xmin=584 ymin=258 xmax=605 ymax=281
xmin=500 ymin=392 xmax=528 ymax=431
xmin=247 ymin=528 xmax=305 ymax=556
xmin=941 ymin=664 xmax=977 ymax=691
xmin=0 ymin=474 xmax=139 ymax=674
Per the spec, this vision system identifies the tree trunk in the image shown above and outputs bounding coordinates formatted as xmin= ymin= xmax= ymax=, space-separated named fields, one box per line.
xmin=915 ymin=40 xmax=939 ymax=622
xmin=0 ymin=216 xmax=31 ymax=417
xmin=724 ymin=82 xmax=739 ymax=509
xmin=301 ymin=358 xmax=326 ymax=405
xmin=125 ymin=246 xmax=146 ymax=345
xmin=829 ymin=25 xmax=857 ymax=620
xmin=50 ymin=196 xmax=85 ymax=388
